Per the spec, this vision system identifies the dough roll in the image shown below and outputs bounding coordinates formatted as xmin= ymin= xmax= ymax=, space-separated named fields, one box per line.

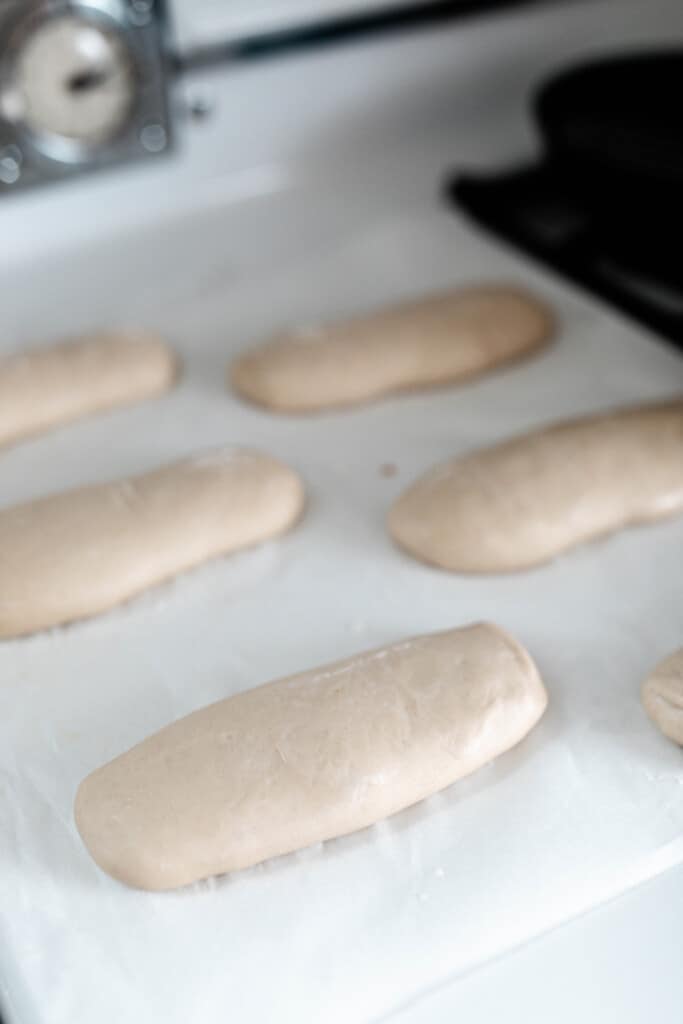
xmin=230 ymin=285 xmax=553 ymax=413
xmin=75 ymin=622 xmax=548 ymax=890
xmin=0 ymin=449 xmax=304 ymax=638
xmin=642 ymin=647 xmax=683 ymax=746
xmin=0 ymin=330 xmax=178 ymax=447
xmin=389 ymin=399 xmax=683 ymax=572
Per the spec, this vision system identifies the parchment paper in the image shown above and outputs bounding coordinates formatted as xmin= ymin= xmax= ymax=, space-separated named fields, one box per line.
xmin=1 ymin=185 xmax=682 ymax=1024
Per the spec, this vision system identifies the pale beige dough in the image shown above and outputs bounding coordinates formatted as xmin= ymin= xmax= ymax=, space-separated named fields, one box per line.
xmin=0 ymin=449 xmax=304 ymax=638
xmin=642 ymin=648 xmax=683 ymax=746
xmin=0 ymin=330 xmax=178 ymax=447
xmin=389 ymin=399 xmax=683 ymax=573
xmin=75 ymin=622 xmax=548 ymax=890
xmin=229 ymin=285 xmax=553 ymax=413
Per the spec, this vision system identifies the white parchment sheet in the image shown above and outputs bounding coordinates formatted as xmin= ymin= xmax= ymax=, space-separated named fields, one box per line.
xmin=1 ymin=189 xmax=682 ymax=1024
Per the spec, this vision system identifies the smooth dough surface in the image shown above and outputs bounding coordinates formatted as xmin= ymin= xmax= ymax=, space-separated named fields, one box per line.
xmin=229 ymin=285 xmax=553 ymax=412
xmin=0 ymin=449 xmax=304 ymax=638
xmin=642 ymin=648 xmax=683 ymax=746
xmin=389 ymin=399 xmax=683 ymax=572
xmin=0 ymin=330 xmax=178 ymax=447
xmin=75 ymin=622 xmax=548 ymax=890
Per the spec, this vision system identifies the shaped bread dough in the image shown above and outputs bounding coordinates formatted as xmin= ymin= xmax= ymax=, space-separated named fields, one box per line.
xmin=0 ymin=449 xmax=304 ymax=638
xmin=389 ymin=399 xmax=683 ymax=572
xmin=75 ymin=621 xmax=548 ymax=890
xmin=642 ymin=648 xmax=683 ymax=746
xmin=0 ymin=330 xmax=178 ymax=447
xmin=229 ymin=285 xmax=553 ymax=413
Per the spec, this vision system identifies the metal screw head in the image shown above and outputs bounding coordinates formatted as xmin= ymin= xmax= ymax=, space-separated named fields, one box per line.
xmin=187 ymin=94 xmax=213 ymax=122
xmin=0 ymin=144 xmax=22 ymax=185
xmin=140 ymin=122 xmax=167 ymax=153
xmin=129 ymin=0 xmax=153 ymax=26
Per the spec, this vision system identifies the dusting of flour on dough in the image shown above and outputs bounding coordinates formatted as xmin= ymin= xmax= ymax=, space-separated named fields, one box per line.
xmin=284 ymin=638 xmax=420 ymax=690
xmin=108 ymin=480 xmax=140 ymax=510
xmin=649 ymin=486 xmax=683 ymax=514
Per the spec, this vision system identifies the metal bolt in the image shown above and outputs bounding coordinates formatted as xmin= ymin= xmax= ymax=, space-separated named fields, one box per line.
xmin=140 ymin=122 xmax=167 ymax=153
xmin=187 ymin=94 xmax=213 ymax=122
xmin=129 ymin=0 xmax=153 ymax=26
xmin=0 ymin=144 xmax=22 ymax=185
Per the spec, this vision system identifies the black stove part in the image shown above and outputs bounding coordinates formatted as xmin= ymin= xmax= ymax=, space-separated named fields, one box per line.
xmin=449 ymin=51 xmax=683 ymax=348
xmin=452 ymin=167 xmax=683 ymax=344
xmin=535 ymin=52 xmax=683 ymax=202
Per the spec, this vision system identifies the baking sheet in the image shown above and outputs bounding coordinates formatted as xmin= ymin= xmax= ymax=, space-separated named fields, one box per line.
xmin=1 ymin=185 xmax=682 ymax=1024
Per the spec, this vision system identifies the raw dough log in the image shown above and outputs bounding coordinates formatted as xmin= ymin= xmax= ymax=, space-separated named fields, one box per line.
xmin=0 ymin=330 xmax=178 ymax=447
xmin=229 ymin=285 xmax=553 ymax=413
xmin=75 ymin=622 xmax=548 ymax=890
xmin=389 ymin=399 xmax=683 ymax=572
xmin=642 ymin=648 xmax=683 ymax=746
xmin=0 ymin=449 xmax=304 ymax=638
